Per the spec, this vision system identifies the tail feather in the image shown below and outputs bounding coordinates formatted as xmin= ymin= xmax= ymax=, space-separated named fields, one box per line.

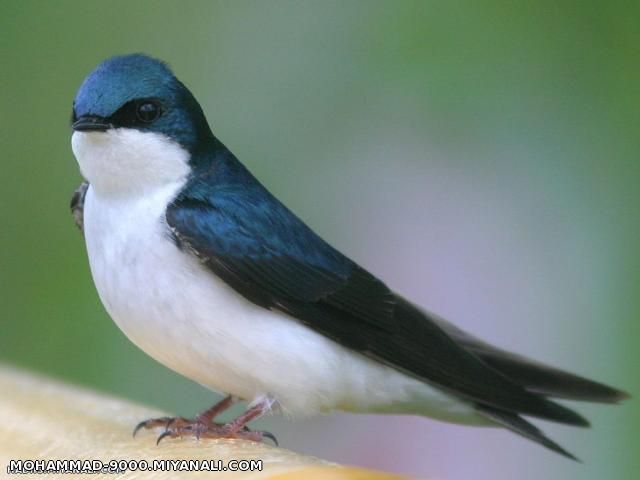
xmin=422 ymin=311 xmax=629 ymax=458
xmin=476 ymin=405 xmax=580 ymax=461
xmin=530 ymin=397 xmax=589 ymax=428
xmin=430 ymin=313 xmax=629 ymax=403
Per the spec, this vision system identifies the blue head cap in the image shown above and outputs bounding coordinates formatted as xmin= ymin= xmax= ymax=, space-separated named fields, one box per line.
xmin=73 ymin=54 xmax=214 ymax=152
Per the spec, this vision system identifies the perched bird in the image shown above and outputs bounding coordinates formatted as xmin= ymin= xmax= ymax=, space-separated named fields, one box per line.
xmin=70 ymin=54 xmax=627 ymax=459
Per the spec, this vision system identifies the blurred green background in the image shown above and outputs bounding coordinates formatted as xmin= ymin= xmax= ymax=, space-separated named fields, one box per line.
xmin=1 ymin=1 xmax=638 ymax=478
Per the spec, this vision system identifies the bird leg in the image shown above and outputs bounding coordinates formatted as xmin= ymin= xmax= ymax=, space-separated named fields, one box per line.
xmin=196 ymin=394 xmax=239 ymax=424
xmin=133 ymin=395 xmax=277 ymax=445
xmin=133 ymin=395 xmax=237 ymax=436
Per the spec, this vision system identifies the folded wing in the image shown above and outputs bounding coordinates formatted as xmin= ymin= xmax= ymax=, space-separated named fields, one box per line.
xmin=165 ymin=172 xmax=627 ymax=458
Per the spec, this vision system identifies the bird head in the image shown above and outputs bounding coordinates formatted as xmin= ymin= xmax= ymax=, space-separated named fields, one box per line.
xmin=71 ymin=54 xmax=213 ymax=195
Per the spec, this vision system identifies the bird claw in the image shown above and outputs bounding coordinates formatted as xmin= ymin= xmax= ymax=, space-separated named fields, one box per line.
xmin=134 ymin=415 xmax=274 ymax=445
xmin=259 ymin=430 xmax=279 ymax=446
xmin=133 ymin=416 xmax=174 ymax=437
xmin=156 ymin=429 xmax=173 ymax=445
xmin=134 ymin=398 xmax=276 ymax=445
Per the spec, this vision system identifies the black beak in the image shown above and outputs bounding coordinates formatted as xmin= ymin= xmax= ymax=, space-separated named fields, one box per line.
xmin=72 ymin=115 xmax=111 ymax=132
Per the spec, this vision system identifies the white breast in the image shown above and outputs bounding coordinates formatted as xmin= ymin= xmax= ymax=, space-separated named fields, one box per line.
xmin=73 ymin=129 xmax=483 ymax=423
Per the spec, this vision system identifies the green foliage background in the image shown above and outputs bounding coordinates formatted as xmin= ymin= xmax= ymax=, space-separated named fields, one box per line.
xmin=1 ymin=1 xmax=638 ymax=478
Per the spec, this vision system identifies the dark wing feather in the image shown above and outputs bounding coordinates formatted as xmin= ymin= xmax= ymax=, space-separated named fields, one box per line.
xmin=167 ymin=184 xmax=396 ymax=329
xmin=166 ymin=177 xmax=589 ymax=427
xmin=430 ymin=314 xmax=629 ymax=403
xmin=70 ymin=181 xmax=89 ymax=233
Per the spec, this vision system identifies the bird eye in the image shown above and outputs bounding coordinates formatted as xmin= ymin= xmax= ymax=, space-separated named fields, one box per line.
xmin=135 ymin=101 xmax=162 ymax=123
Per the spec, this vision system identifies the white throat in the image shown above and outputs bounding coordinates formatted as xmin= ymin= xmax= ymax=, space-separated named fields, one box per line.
xmin=71 ymin=129 xmax=190 ymax=196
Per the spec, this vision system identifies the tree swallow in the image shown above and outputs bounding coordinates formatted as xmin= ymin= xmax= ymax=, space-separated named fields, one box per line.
xmin=70 ymin=54 xmax=627 ymax=459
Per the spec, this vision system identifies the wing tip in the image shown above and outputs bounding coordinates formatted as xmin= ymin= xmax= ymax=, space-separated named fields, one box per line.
xmin=608 ymin=388 xmax=631 ymax=403
xmin=529 ymin=377 xmax=631 ymax=405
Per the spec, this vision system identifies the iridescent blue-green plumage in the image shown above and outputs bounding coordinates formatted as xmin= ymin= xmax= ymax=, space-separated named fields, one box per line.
xmin=73 ymin=54 xmax=211 ymax=151
xmin=74 ymin=54 xmax=174 ymax=118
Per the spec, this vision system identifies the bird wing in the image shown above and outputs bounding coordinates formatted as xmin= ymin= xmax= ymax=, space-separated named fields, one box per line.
xmin=430 ymin=314 xmax=627 ymax=403
xmin=70 ymin=181 xmax=89 ymax=233
xmin=165 ymin=177 xmax=586 ymax=426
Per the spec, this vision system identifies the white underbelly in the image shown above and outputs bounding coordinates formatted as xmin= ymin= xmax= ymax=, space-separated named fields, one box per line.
xmin=82 ymin=184 xmax=482 ymax=423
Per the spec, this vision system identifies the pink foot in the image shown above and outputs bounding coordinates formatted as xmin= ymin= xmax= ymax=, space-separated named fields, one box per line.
xmin=133 ymin=396 xmax=277 ymax=445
